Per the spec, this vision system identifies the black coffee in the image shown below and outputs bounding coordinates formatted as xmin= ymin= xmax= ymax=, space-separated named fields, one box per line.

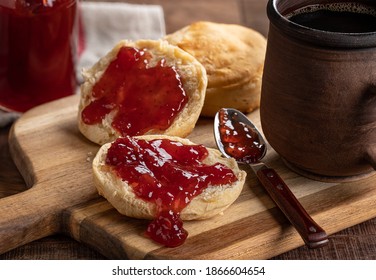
xmin=286 ymin=3 xmax=376 ymax=33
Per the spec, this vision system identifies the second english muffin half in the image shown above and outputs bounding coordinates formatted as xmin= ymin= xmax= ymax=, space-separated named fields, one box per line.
xmin=165 ymin=21 xmax=267 ymax=117
xmin=78 ymin=39 xmax=208 ymax=145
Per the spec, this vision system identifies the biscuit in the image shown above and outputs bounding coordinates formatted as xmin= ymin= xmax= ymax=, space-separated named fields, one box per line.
xmin=78 ymin=39 xmax=207 ymax=145
xmin=92 ymin=135 xmax=246 ymax=221
xmin=165 ymin=21 xmax=267 ymax=117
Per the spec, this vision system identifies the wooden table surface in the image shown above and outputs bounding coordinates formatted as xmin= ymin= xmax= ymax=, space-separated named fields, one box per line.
xmin=1 ymin=0 xmax=376 ymax=260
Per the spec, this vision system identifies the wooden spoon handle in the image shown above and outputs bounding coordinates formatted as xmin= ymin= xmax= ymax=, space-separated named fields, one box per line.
xmin=256 ymin=165 xmax=329 ymax=249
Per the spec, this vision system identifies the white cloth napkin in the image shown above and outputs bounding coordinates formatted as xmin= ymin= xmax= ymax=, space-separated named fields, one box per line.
xmin=0 ymin=1 xmax=166 ymax=127
xmin=78 ymin=1 xmax=166 ymax=78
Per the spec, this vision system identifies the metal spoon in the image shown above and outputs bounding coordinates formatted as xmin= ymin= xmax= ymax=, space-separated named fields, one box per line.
xmin=214 ymin=108 xmax=329 ymax=249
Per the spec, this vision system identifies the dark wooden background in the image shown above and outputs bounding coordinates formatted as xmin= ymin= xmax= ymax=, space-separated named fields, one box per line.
xmin=1 ymin=0 xmax=375 ymax=259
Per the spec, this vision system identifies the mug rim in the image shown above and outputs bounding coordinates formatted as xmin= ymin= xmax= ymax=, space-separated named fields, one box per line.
xmin=267 ymin=0 xmax=376 ymax=48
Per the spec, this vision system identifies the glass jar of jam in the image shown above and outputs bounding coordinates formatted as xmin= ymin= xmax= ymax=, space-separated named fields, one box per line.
xmin=0 ymin=0 xmax=78 ymax=113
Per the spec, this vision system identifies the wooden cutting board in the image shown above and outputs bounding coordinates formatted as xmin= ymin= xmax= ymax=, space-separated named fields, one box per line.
xmin=1 ymin=95 xmax=375 ymax=259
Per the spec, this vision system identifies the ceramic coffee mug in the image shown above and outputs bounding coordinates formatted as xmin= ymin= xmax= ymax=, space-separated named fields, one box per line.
xmin=260 ymin=0 xmax=376 ymax=182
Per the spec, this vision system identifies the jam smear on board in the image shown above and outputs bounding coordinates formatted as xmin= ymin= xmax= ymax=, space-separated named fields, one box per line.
xmin=218 ymin=110 xmax=265 ymax=164
xmin=105 ymin=136 xmax=237 ymax=247
xmin=81 ymin=46 xmax=188 ymax=136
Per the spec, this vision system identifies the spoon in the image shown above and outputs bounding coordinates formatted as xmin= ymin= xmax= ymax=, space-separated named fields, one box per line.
xmin=214 ymin=108 xmax=329 ymax=249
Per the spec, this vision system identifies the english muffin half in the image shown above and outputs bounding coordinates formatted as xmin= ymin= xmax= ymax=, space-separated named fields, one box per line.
xmin=92 ymin=134 xmax=246 ymax=246
xmin=78 ymin=39 xmax=207 ymax=145
xmin=165 ymin=21 xmax=267 ymax=117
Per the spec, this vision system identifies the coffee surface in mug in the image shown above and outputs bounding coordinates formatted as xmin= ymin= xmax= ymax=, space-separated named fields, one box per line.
xmin=286 ymin=3 xmax=376 ymax=33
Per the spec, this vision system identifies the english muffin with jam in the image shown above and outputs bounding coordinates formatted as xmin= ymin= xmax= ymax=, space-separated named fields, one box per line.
xmin=78 ymin=39 xmax=207 ymax=145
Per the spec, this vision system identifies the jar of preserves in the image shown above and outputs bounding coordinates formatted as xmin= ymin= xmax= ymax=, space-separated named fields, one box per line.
xmin=0 ymin=0 xmax=78 ymax=112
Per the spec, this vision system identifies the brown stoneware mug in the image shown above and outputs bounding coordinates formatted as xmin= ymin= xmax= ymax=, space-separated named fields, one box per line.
xmin=260 ymin=0 xmax=376 ymax=182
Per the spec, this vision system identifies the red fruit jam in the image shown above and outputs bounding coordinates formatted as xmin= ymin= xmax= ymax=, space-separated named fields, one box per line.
xmin=81 ymin=46 xmax=188 ymax=136
xmin=105 ymin=136 xmax=237 ymax=247
xmin=0 ymin=0 xmax=78 ymax=112
xmin=218 ymin=109 xmax=265 ymax=164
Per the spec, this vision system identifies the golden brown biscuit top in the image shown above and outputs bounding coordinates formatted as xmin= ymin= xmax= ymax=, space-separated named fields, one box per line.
xmin=165 ymin=21 xmax=267 ymax=89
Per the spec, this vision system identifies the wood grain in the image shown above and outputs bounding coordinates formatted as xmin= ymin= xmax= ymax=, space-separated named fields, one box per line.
xmin=1 ymin=95 xmax=375 ymax=259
